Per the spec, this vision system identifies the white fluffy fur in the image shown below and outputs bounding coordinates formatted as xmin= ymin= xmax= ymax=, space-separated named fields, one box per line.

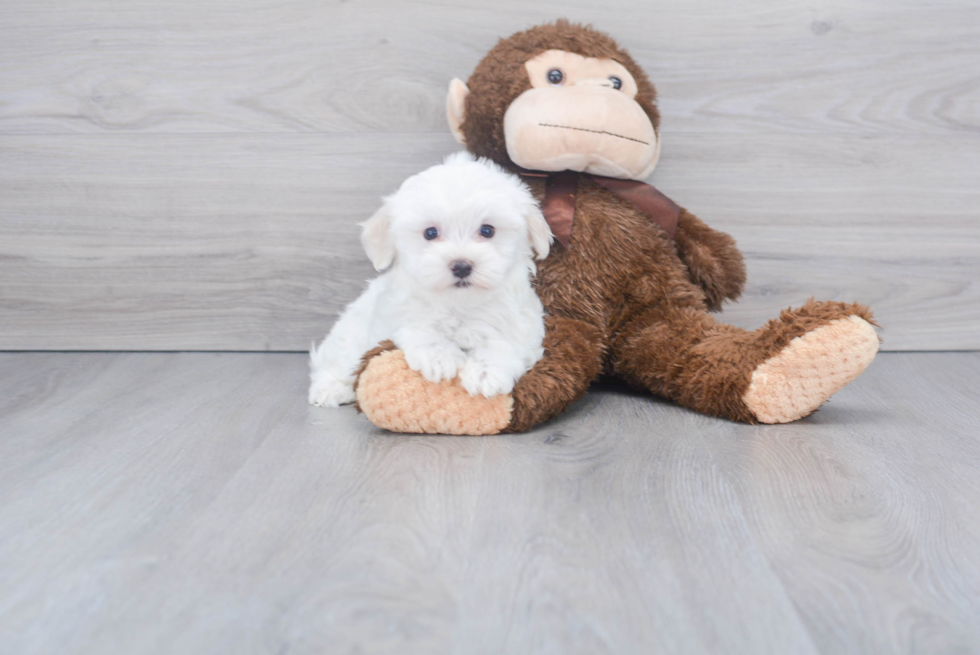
xmin=309 ymin=152 xmax=553 ymax=407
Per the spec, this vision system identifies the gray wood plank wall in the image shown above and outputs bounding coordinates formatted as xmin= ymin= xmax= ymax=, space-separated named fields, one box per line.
xmin=1 ymin=0 xmax=978 ymax=351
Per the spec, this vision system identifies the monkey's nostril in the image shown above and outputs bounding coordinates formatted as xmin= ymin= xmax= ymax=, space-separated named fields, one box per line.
xmin=451 ymin=260 xmax=473 ymax=279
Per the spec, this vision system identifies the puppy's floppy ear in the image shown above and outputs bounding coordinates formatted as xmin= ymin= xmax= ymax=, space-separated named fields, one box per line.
xmin=359 ymin=204 xmax=395 ymax=271
xmin=446 ymin=78 xmax=469 ymax=145
xmin=526 ymin=204 xmax=553 ymax=261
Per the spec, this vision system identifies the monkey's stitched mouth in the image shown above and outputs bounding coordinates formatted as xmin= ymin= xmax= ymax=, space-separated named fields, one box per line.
xmin=538 ymin=123 xmax=649 ymax=146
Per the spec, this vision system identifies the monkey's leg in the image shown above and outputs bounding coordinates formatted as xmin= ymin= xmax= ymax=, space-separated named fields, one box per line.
xmin=504 ymin=316 xmax=605 ymax=432
xmin=609 ymin=299 xmax=880 ymax=423
xmin=353 ymin=316 xmax=604 ymax=435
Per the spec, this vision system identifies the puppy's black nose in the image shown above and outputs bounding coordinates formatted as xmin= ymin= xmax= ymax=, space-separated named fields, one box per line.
xmin=451 ymin=260 xmax=473 ymax=279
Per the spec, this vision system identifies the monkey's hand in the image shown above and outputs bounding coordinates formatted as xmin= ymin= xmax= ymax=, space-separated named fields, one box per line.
xmin=352 ymin=315 xmax=603 ymax=435
xmin=352 ymin=341 xmax=513 ymax=435
xmin=674 ymin=208 xmax=746 ymax=311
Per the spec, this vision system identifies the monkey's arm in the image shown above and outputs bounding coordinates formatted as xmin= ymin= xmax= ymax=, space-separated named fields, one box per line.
xmin=673 ymin=208 xmax=746 ymax=311
xmin=352 ymin=315 xmax=604 ymax=435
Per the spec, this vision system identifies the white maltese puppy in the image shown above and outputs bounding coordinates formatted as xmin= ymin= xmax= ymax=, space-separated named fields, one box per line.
xmin=309 ymin=152 xmax=553 ymax=407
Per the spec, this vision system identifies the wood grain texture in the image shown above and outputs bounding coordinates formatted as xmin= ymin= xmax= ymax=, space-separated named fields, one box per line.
xmin=1 ymin=1 xmax=977 ymax=136
xmin=1 ymin=132 xmax=976 ymax=350
xmin=0 ymin=0 xmax=978 ymax=350
xmin=0 ymin=351 xmax=978 ymax=654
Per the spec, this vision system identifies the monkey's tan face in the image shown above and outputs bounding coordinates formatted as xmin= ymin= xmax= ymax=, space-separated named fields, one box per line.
xmin=502 ymin=50 xmax=660 ymax=180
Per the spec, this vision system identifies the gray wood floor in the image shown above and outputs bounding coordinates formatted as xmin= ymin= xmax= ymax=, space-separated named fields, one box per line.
xmin=1 ymin=351 xmax=979 ymax=654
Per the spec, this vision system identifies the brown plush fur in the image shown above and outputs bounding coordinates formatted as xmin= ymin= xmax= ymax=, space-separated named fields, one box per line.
xmin=505 ymin=314 xmax=605 ymax=432
xmin=674 ymin=209 xmax=746 ymax=311
xmin=502 ymin=176 xmax=875 ymax=428
xmin=355 ymin=20 xmax=878 ymax=432
xmin=463 ymin=20 xmax=745 ymax=310
xmin=462 ymin=19 xmax=660 ymax=166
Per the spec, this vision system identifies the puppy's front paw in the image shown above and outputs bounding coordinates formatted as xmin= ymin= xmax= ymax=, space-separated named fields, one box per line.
xmin=460 ymin=362 xmax=516 ymax=398
xmin=404 ymin=345 xmax=465 ymax=384
xmin=309 ymin=374 xmax=356 ymax=407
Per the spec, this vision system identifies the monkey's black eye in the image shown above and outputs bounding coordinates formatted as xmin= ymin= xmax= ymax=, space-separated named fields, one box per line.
xmin=609 ymin=76 xmax=623 ymax=90
xmin=479 ymin=224 xmax=495 ymax=238
xmin=423 ymin=227 xmax=438 ymax=240
xmin=547 ymin=69 xmax=564 ymax=85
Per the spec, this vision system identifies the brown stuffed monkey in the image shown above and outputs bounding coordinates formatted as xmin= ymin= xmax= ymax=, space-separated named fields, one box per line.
xmin=353 ymin=20 xmax=880 ymax=434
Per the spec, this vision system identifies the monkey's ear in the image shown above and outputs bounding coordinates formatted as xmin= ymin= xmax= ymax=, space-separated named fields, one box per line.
xmin=526 ymin=205 xmax=553 ymax=261
xmin=446 ymin=78 xmax=470 ymax=145
xmin=359 ymin=204 xmax=395 ymax=271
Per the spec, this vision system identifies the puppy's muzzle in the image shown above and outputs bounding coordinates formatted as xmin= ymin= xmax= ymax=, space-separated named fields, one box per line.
xmin=451 ymin=260 xmax=473 ymax=279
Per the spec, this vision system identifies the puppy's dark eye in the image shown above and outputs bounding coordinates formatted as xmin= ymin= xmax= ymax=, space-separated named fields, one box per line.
xmin=423 ymin=227 xmax=438 ymax=240
xmin=609 ymin=76 xmax=622 ymax=90
xmin=547 ymin=69 xmax=564 ymax=85
xmin=479 ymin=224 xmax=495 ymax=238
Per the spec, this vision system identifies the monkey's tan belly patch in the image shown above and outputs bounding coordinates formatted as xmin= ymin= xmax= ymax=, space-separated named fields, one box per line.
xmin=744 ymin=316 xmax=880 ymax=424
xmin=356 ymin=349 xmax=513 ymax=435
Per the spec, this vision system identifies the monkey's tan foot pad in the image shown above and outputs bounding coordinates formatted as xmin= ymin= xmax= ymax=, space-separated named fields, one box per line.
xmin=743 ymin=316 xmax=880 ymax=424
xmin=355 ymin=349 xmax=513 ymax=435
